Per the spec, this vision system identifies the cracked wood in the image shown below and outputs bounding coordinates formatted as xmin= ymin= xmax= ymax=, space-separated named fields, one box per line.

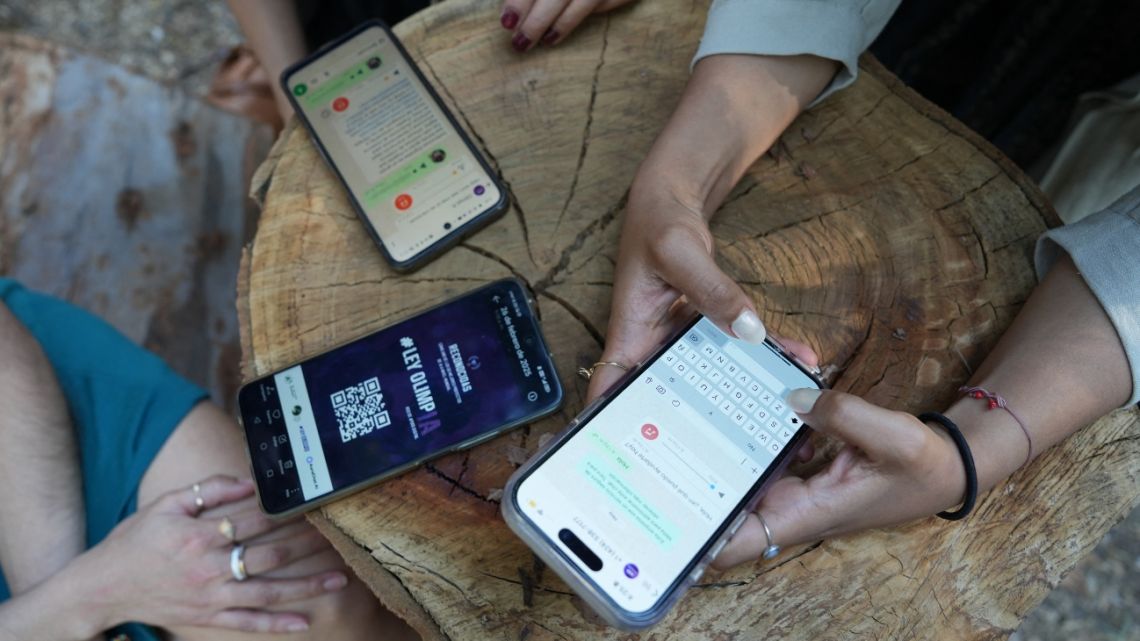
xmin=237 ymin=1 xmax=1140 ymax=639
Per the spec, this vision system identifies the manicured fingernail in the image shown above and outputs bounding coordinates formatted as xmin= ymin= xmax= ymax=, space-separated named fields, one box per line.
xmin=730 ymin=310 xmax=766 ymax=344
xmin=501 ymin=10 xmax=519 ymax=30
xmin=541 ymin=29 xmax=560 ymax=45
xmin=787 ymin=388 xmax=822 ymax=414
xmin=286 ymin=621 xmax=309 ymax=632
xmin=511 ymin=32 xmax=532 ymax=52
xmin=323 ymin=574 xmax=348 ymax=590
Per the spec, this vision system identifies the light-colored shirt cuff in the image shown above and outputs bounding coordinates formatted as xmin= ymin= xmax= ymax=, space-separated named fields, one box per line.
xmin=693 ymin=0 xmax=901 ymax=107
xmin=1035 ymin=184 xmax=1140 ymax=407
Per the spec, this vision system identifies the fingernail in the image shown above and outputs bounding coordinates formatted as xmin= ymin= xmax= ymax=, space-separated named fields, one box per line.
xmin=511 ymin=32 xmax=532 ymax=52
xmin=541 ymin=29 xmax=560 ymax=45
xmin=730 ymin=310 xmax=766 ymax=344
xmin=500 ymin=10 xmax=519 ymax=30
xmin=286 ymin=621 xmax=309 ymax=632
xmin=323 ymin=574 xmax=348 ymax=590
xmin=787 ymin=388 xmax=822 ymax=414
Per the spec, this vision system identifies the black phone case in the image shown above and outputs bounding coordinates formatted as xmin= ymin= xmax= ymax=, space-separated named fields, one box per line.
xmin=237 ymin=278 xmax=563 ymax=517
xmin=280 ymin=19 xmax=509 ymax=272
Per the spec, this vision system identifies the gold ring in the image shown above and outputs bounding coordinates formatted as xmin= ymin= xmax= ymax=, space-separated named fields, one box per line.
xmin=219 ymin=516 xmax=237 ymax=543
xmin=577 ymin=361 xmax=631 ymax=380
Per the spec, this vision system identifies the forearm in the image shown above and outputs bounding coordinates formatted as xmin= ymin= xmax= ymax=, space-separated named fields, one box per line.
xmin=631 ymin=53 xmax=837 ymax=216
xmin=944 ymin=254 xmax=1131 ymax=492
xmin=0 ymin=302 xmax=85 ymax=592
xmin=0 ymin=563 xmax=105 ymax=641
xmin=225 ymin=0 xmax=307 ymax=117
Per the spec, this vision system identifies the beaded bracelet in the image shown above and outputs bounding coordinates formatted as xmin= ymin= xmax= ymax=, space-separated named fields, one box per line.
xmin=959 ymin=386 xmax=1033 ymax=467
xmin=918 ymin=412 xmax=978 ymax=521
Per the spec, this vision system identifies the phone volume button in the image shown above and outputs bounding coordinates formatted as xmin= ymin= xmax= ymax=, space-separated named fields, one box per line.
xmin=709 ymin=539 xmax=729 ymax=560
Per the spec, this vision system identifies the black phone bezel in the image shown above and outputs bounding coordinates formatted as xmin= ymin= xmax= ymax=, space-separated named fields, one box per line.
xmin=237 ymin=278 xmax=563 ymax=516
xmin=280 ymin=19 xmax=509 ymax=272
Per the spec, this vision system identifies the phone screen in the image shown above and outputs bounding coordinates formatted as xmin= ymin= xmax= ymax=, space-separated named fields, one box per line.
xmin=514 ymin=318 xmax=819 ymax=614
xmin=284 ymin=24 xmax=504 ymax=264
xmin=239 ymin=280 xmax=561 ymax=515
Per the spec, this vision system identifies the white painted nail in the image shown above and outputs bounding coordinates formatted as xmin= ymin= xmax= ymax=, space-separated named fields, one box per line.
xmin=730 ymin=310 xmax=766 ymax=344
xmin=787 ymin=388 xmax=822 ymax=414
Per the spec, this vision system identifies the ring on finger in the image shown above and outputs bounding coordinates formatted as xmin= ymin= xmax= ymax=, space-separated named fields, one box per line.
xmin=756 ymin=511 xmax=781 ymax=559
xmin=230 ymin=544 xmax=250 ymax=581
xmin=577 ymin=361 xmax=631 ymax=380
xmin=219 ymin=516 xmax=237 ymax=543
xmin=191 ymin=483 xmax=205 ymax=513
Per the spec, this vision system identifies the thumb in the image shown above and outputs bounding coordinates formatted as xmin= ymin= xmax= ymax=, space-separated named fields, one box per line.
xmin=786 ymin=389 xmax=919 ymax=460
xmin=652 ymin=225 xmax=766 ymax=344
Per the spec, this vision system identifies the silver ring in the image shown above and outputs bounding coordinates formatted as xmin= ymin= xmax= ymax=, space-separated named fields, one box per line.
xmin=230 ymin=544 xmax=249 ymax=581
xmin=756 ymin=512 xmax=781 ymax=559
xmin=192 ymin=483 xmax=205 ymax=511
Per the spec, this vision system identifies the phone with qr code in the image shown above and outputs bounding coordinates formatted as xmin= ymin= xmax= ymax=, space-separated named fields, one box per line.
xmin=236 ymin=279 xmax=563 ymax=517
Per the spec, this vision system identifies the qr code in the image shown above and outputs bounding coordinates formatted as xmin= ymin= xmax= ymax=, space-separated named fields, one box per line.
xmin=330 ymin=377 xmax=391 ymax=443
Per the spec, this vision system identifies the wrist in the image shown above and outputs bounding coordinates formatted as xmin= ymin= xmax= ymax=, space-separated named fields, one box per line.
xmin=634 ymin=54 xmax=837 ymax=214
xmin=0 ymin=562 xmax=111 ymax=640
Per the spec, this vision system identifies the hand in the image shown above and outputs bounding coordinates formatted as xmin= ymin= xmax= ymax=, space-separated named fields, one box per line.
xmin=712 ymin=390 xmax=967 ymax=569
xmin=499 ymin=0 xmax=638 ymax=51
xmin=77 ymin=476 xmax=348 ymax=634
xmin=586 ymin=187 xmax=819 ymax=401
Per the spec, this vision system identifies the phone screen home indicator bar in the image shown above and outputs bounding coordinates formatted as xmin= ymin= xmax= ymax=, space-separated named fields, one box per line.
xmin=274 ymin=366 xmax=333 ymax=499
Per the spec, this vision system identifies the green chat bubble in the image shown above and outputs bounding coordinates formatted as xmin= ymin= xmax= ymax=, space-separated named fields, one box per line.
xmin=361 ymin=148 xmax=449 ymax=208
xmin=301 ymin=58 xmax=379 ymax=109
xmin=579 ymin=455 xmax=678 ymax=549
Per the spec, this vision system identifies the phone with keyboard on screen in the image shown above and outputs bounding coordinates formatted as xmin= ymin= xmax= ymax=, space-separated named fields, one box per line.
xmin=502 ymin=316 xmax=824 ymax=629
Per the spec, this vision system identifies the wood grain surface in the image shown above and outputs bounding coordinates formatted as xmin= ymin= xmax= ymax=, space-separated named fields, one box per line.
xmin=237 ymin=1 xmax=1140 ymax=639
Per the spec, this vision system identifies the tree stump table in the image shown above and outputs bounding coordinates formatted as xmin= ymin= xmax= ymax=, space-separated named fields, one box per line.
xmin=237 ymin=1 xmax=1140 ymax=639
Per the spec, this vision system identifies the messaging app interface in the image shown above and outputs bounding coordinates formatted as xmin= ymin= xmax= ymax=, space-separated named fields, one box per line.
xmin=517 ymin=318 xmax=818 ymax=612
xmin=288 ymin=27 xmax=501 ymax=262
xmin=240 ymin=283 xmax=558 ymax=512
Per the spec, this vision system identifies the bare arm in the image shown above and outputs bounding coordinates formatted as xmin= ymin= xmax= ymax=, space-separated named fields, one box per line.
xmin=225 ymin=0 xmax=308 ymax=123
xmin=587 ymin=53 xmax=838 ymax=397
xmin=716 ymin=253 xmax=1132 ymax=565
xmin=0 ymin=302 xmax=86 ymax=594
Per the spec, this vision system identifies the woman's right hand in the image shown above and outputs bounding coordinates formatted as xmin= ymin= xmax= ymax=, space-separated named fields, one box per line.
xmin=77 ymin=475 xmax=348 ymax=634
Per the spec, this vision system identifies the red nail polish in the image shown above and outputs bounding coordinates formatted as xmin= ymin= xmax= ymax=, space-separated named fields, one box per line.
xmin=541 ymin=29 xmax=560 ymax=45
xmin=501 ymin=10 xmax=519 ymax=30
xmin=511 ymin=32 xmax=531 ymax=52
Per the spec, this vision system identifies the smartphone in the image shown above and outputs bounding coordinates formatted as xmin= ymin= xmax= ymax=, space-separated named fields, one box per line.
xmin=503 ymin=317 xmax=824 ymax=629
xmin=238 ymin=279 xmax=563 ymax=517
xmin=281 ymin=20 xmax=508 ymax=271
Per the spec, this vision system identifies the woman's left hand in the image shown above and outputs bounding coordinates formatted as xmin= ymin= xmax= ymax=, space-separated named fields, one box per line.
xmin=713 ymin=389 xmax=968 ymax=569
xmin=499 ymin=0 xmax=638 ymax=51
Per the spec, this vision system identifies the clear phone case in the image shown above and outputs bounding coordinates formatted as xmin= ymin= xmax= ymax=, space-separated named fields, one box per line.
xmin=501 ymin=327 xmax=823 ymax=630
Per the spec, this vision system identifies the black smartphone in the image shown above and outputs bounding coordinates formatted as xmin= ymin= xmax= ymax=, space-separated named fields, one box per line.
xmin=238 ymin=279 xmax=563 ymax=517
xmin=281 ymin=20 xmax=508 ymax=271
xmin=503 ymin=316 xmax=824 ymax=629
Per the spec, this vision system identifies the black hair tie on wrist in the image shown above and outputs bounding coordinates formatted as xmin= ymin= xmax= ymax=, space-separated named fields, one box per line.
xmin=918 ymin=412 xmax=977 ymax=521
